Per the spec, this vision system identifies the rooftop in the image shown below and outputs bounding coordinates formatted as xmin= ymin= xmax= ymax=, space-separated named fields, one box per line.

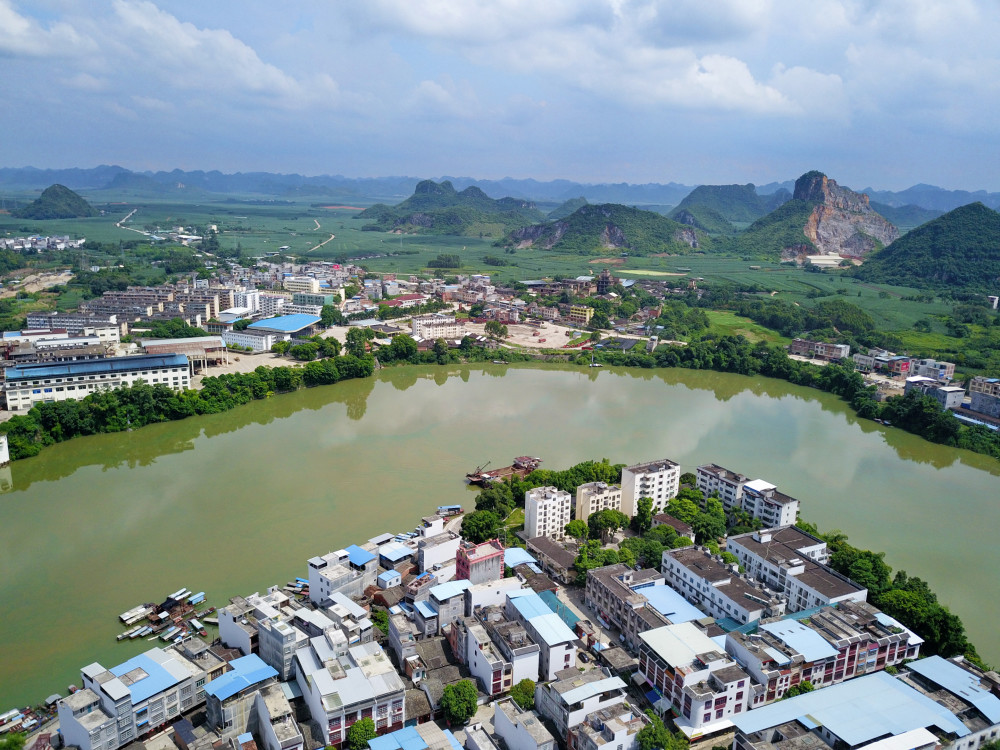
xmin=642 ymin=585 xmax=708 ymax=624
xmin=247 ymin=313 xmax=321 ymax=333
xmin=504 ymin=547 xmax=537 ymax=568
xmin=5 ymin=353 xmax=188 ymax=380
xmin=626 ymin=458 xmax=679 ymax=474
xmin=639 ymin=622 xmax=723 ymax=668
xmin=203 ymin=654 xmax=278 ymax=702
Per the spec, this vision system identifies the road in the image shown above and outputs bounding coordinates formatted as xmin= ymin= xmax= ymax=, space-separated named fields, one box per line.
xmin=307 ymin=233 xmax=335 ymax=253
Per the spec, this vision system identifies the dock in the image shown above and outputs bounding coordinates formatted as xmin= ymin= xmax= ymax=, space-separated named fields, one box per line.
xmin=466 ymin=456 xmax=542 ymax=486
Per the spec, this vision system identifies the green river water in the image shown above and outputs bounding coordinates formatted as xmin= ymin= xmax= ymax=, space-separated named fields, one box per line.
xmin=2 ymin=363 xmax=999 ymax=709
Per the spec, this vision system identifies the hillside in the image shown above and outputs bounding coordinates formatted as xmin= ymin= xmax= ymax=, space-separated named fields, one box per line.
xmin=548 ymin=197 xmax=588 ymax=220
xmin=725 ymin=198 xmax=819 ymax=259
xmin=501 ymin=203 xmax=704 ymax=255
xmin=12 ymin=184 xmax=97 ymax=219
xmin=668 ymin=183 xmax=791 ymax=233
xmin=356 ymin=179 xmax=544 ymax=236
xmin=869 ymin=202 xmax=943 ymax=232
xmin=854 ymin=202 xmax=1000 ymax=291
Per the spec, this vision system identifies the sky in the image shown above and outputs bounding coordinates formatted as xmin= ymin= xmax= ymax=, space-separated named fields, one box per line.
xmin=2 ymin=0 xmax=999 ymax=191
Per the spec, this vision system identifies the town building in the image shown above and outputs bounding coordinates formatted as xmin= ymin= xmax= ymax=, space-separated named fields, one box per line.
xmin=494 ymin=699 xmax=556 ymax=750
xmin=970 ymin=377 xmax=1000 ymax=418
xmin=661 ymin=547 xmax=786 ymax=626
xmin=282 ymin=276 xmax=321 ymax=295
xmin=456 ymin=539 xmax=505 ymax=584
xmin=651 ymin=514 xmax=694 ymax=540
xmin=139 ymin=336 xmax=229 ymax=370
xmin=788 ymin=339 xmax=850 ymax=361
xmin=910 ymin=358 xmax=956 ymax=381
xmin=221 ymin=329 xmax=280 ymax=352
xmin=57 ymin=642 xmax=225 ymax=750
xmin=852 ymin=348 xmax=911 ymax=376
xmin=596 ymin=269 xmax=615 ymax=296
xmin=574 ymin=483 xmax=623 ymax=524
xmin=567 ymin=305 xmax=594 ymax=326
xmin=726 ymin=528 xmax=867 ymax=613
xmin=382 ymin=294 xmax=430 ymax=309
xmin=731 ymin=671 xmax=975 ymax=750
xmin=204 ymin=654 xmax=279 ymax=734
xmin=25 ymin=311 xmax=125 ymax=338
xmin=294 ymin=640 xmax=406 ymax=746
xmin=904 ymin=377 xmax=966 ymax=410
xmin=411 ymin=314 xmax=465 ymax=340
xmin=584 ymin=565 xmax=678 ymax=650
xmin=292 ymin=292 xmax=337 ymax=308
xmin=506 ymin=593 xmax=577 ymax=680
xmin=367 ymin=723 xmax=464 ymax=750
xmin=526 ymin=537 xmax=578 ymax=585
xmin=3 ymin=354 xmax=191 ymax=412
xmin=621 ymin=458 xmax=680 ymax=516
xmin=573 ymin=703 xmax=648 ymax=750
xmin=258 ymin=294 xmax=287 ymax=318
xmin=696 ymin=464 xmax=750 ymax=513
xmin=525 ymin=486 xmax=572 ymax=540
xmin=638 ymin=622 xmax=752 ymax=739
xmin=307 ymin=544 xmax=379 ymax=604
xmin=533 ymin=670 xmax=629 ymax=746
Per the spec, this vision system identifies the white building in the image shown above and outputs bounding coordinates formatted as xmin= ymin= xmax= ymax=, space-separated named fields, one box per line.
xmin=259 ymin=293 xmax=288 ymax=318
xmin=411 ymin=314 xmax=465 ymax=340
xmin=574 ymin=482 xmax=623 ymax=524
xmin=221 ymin=330 xmax=279 ymax=352
xmin=494 ymin=700 xmax=556 ymax=750
xmin=534 ymin=671 xmax=628 ymax=744
xmin=621 ymin=458 xmax=680 ymax=516
xmin=525 ymin=486 xmax=572 ymax=540
xmin=506 ymin=592 xmax=577 ymax=680
xmin=3 ymin=354 xmax=191 ymax=412
xmin=307 ymin=545 xmax=379 ymax=604
xmin=740 ymin=480 xmax=799 ymax=527
xmin=233 ymin=289 xmax=261 ymax=313
xmin=283 ymin=276 xmax=320 ymax=294
xmin=696 ymin=464 xmax=750 ymax=513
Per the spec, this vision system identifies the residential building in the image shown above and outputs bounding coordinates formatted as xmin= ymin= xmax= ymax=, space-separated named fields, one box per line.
xmin=731 ymin=671 xmax=975 ymax=750
xmin=573 ymin=704 xmax=648 ymax=750
xmin=283 ymin=276 xmax=321 ymax=294
xmin=459 ymin=619 xmax=519 ymax=697
xmin=473 ymin=606 xmax=541 ymax=688
xmin=57 ymin=643 xmax=225 ymax=750
xmin=456 ymin=539 xmax=505 ymax=584
xmin=427 ymin=579 xmax=473 ymax=632
xmin=204 ymin=654 xmax=279 ymax=733
xmin=411 ymin=314 xmax=465 ymax=340
xmin=788 ymin=339 xmax=850 ymax=360
xmin=506 ymin=593 xmax=577 ymax=680
xmin=910 ymin=358 xmax=956 ymax=381
xmin=418 ymin=531 xmax=461 ymax=576
xmin=852 ymin=348 xmax=911 ymax=376
xmin=294 ymin=640 xmax=405 ymax=746
xmin=727 ymin=602 xmax=922 ymax=705
xmin=585 ymin=565 xmax=669 ymax=647
xmin=574 ymin=483 xmax=623 ymax=524
xmin=727 ymin=528 xmax=868 ymax=613
xmin=970 ymin=377 xmax=1000 ymax=418
xmin=258 ymin=294 xmax=288 ymax=318
xmin=307 ymin=545 xmax=379 ymax=604
xmin=651 ymin=514 xmax=694 ymax=540
xmin=621 ymin=458 xmax=680 ymax=516
xmin=494 ymin=700 xmax=556 ymax=750
xmin=382 ymin=294 xmax=429 ymax=309
xmin=526 ymin=537 xmax=578 ymax=585
xmin=233 ymin=289 xmax=261 ymax=313
xmin=368 ymin=723 xmax=464 ymax=750
xmin=566 ymin=305 xmax=594 ymax=325
xmin=3 ymin=354 xmax=191 ymax=412
xmin=740 ymin=480 xmax=799 ymax=527
xmin=696 ymin=464 xmax=751 ymax=513
xmin=638 ymin=623 xmax=752 ymax=739
xmin=282 ymin=303 xmax=323 ymax=317
xmin=25 ymin=311 xmax=125 ymax=338
xmin=534 ymin=670 xmax=629 ymax=747
xmin=292 ymin=292 xmax=336 ymax=307
xmin=904 ymin=377 xmax=966 ymax=410
xmin=525 ymin=486 xmax=572 ymax=540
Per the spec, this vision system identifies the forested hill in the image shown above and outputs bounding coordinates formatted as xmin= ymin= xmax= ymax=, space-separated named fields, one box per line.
xmin=13 ymin=184 xmax=97 ymax=219
xmin=355 ymin=179 xmax=545 ymax=236
xmin=669 ymin=183 xmax=790 ymax=234
xmin=854 ymin=202 xmax=1000 ymax=291
xmin=501 ymin=203 xmax=706 ymax=255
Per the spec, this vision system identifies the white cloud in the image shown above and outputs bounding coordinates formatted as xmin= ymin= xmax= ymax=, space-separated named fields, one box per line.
xmin=0 ymin=0 xmax=93 ymax=57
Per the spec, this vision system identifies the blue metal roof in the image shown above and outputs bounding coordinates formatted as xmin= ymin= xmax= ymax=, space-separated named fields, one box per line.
xmin=414 ymin=600 xmax=437 ymax=619
xmin=368 ymin=725 xmax=463 ymax=750
xmin=511 ymin=593 xmax=576 ymax=645
xmin=203 ymin=654 xmax=278 ymax=701
xmin=760 ymin=620 xmax=839 ymax=663
xmin=642 ymin=585 xmax=707 ymax=624
xmin=109 ymin=652 xmax=180 ymax=705
xmin=5 ymin=353 xmax=188 ymax=381
xmin=378 ymin=570 xmax=401 ymax=583
xmin=429 ymin=579 xmax=471 ymax=602
xmin=504 ymin=548 xmax=537 ymax=568
xmin=379 ymin=542 xmax=413 ymax=562
xmin=247 ymin=314 xmax=321 ymax=333
xmin=346 ymin=544 xmax=376 ymax=567
xmin=732 ymin=671 xmax=969 ymax=745
xmin=908 ymin=656 xmax=1000 ymax=723
xmin=237 ymin=734 xmax=253 ymax=745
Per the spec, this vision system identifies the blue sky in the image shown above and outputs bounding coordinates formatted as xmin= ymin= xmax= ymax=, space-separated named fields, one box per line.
xmin=2 ymin=0 xmax=999 ymax=190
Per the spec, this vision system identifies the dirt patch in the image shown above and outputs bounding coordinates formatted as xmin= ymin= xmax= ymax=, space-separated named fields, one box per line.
xmin=588 ymin=257 xmax=625 ymax=265
xmin=318 ymin=205 xmax=364 ymax=210
xmin=0 ymin=270 xmax=74 ymax=298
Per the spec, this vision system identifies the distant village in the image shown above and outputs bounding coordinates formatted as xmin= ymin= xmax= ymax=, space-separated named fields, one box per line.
xmin=5 ymin=447 xmax=1000 ymax=750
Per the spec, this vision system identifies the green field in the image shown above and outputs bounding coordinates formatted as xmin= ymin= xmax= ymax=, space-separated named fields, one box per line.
xmin=704 ymin=310 xmax=791 ymax=344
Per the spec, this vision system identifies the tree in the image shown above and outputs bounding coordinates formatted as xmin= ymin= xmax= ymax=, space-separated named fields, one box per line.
xmin=631 ymin=496 xmax=654 ymax=534
xmin=370 ymin=609 xmax=389 ymax=634
xmin=589 ymin=330 xmax=602 ymax=343
xmin=679 ymin=471 xmax=696 ymax=486
xmin=565 ymin=519 xmax=588 ymax=540
xmin=270 ymin=340 xmax=290 ymax=355
xmin=782 ymin=680 xmax=815 ymax=699
xmin=510 ymin=678 xmax=535 ymax=710
xmin=321 ymin=304 xmax=346 ymax=327
xmin=485 ymin=320 xmax=509 ymax=341
xmin=346 ymin=717 xmax=377 ymax=750
xmin=346 ymin=326 xmax=375 ymax=357
xmin=462 ymin=510 xmax=501 ymax=544
xmin=440 ymin=679 xmax=478 ymax=725
xmin=636 ymin=711 xmax=686 ymax=750
xmin=692 ymin=497 xmax=727 ymax=544
xmin=433 ymin=338 xmax=450 ymax=363
xmin=588 ymin=508 xmax=629 ymax=544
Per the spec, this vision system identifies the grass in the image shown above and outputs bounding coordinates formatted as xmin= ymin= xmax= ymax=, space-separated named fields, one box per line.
xmin=704 ymin=310 xmax=791 ymax=344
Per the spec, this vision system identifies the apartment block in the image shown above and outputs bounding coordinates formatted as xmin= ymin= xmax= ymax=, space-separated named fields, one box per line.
xmin=574 ymin=482 xmax=623 ymax=524
xmin=533 ymin=670 xmax=628 ymax=746
xmin=283 ymin=276 xmax=321 ymax=294
xmin=696 ymin=465 xmax=799 ymax=526
xmin=661 ymin=546 xmax=786 ymax=626
xmin=638 ymin=623 xmax=752 ymax=738
xmin=727 ymin=528 xmax=867 ymax=613
xmin=411 ymin=314 xmax=465 ymax=340
xmin=969 ymin=377 xmax=1000 ymax=418
xmin=621 ymin=458 xmax=680 ymax=515
xmin=789 ymin=339 xmax=850 ymax=361
xmin=494 ymin=700 xmax=556 ymax=750
xmin=506 ymin=593 xmax=577 ymax=680
xmin=25 ymin=311 xmax=125 ymax=337
xmin=525 ymin=486 xmax=572 ymax=540
xmin=696 ymin=464 xmax=750 ymax=513
xmin=456 ymin=539 xmax=504 ymax=584
xmin=910 ymin=358 xmax=956 ymax=381
xmin=307 ymin=545 xmax=379 ymax=604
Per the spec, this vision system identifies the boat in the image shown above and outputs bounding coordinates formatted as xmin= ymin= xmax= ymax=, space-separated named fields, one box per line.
xmin=295 ymin=578 xmax=309 ymax=584
xmin=203 ymin=617 xmax=219 ymax=625
xmin=167 ymin=587 xmax=188 ymax=601
xmin=119 ymin=605 xmax=153 ymax=625
xmin=187 ymin=592 xmax=206 ymax=606
xmin=160 ymin=626 xmax=179 ymax=641
xmin=466 ymin=456 xmax=543 ymax=486
xmin=492 ymin=360 xmax=508 ymax=365
xmin=589 ymin=352 xmax=602 ymax=368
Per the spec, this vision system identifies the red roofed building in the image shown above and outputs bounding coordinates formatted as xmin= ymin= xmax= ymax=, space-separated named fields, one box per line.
xmin=382 ymin=294 xmax=429 ymax=309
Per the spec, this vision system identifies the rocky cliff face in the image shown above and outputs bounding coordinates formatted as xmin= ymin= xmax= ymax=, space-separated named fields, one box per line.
xmin=787 ymin=172 xmax=899 ymax=259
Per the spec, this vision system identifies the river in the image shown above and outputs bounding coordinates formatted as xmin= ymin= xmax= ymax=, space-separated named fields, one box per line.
xmin=2 ymin=363 xmax=998 ymax=709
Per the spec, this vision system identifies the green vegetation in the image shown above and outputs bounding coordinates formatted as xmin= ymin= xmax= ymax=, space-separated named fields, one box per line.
xmin=510 ymin=678 xmax=535 ymax=710
xmin=855 ymin=203 xmax=1000 ymax=292
xmin=501 ymin=203 xmax=706 ymax=256
xmin=797 ymin=521 xmax=985 ymax=666
xmin=719 ymin=198 xmax=816 ymax=258
xmin=439 ymin=679 xmax=479 ymax=725
xmin=636 ymin=710 xmax=688 ymax=750
xmin=346 ymin=717 xmax=376 ymax=750
xmin=869 ymin=202 xmax=943 ymax=232
xmin=669 ymin=183 xmax=790 ymax=234
xmin=13 ymin=184 xmax=97 ymax=219
xmin=145 ymin=317 xmax=212 ymax=339
xmin=357 ymin=180 xmax=543 ymax=236
xmin=781 ymin=680 xmax=815 ymax=699
xmin=547 ymin=197 xmax=588 ymax=220
xmin=587 ymin=508 xmax=630 ymax=543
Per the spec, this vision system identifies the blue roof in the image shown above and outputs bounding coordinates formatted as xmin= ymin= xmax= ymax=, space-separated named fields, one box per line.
xmin=733 ymin=671 xmax=969 ymax=745
xmin=5 ymin=353 xmax=188 ymax=381
xmin=511 ymin=593 xmax=577 ymax=645
xmin=368 ymin=725 xmax=462 ymax=750
xmin=379 ymin=542 xmax=413 ymax=562
xmin=907 ymin=656 xmax=1000 ymax=723
xmin=760 ymin=620 xmax=839 ymax=662
xmin=346 ymin=544 xmax=376 ymax=567
xmin=538 ymin=590 xmax=580 ymax=629
xmin=429 ymin=579 xmax=472 ymax=602
xmin=643 ymin=585 xmax=707 ymax=624
xmin=237 ymin=734 xmax=253 ymax=745
xmin=414 ymin=600 xmax=437 ymax=619
xmin=378 ymin=570 xmax=401 ymax=583
xmin=247 ymin=314 xmax=321 ymax=333
xmin=504 ymin=548 xmax=537 ymax=568
xmin=109 ymin=651 xmax=180 ymax=704
xmin=203 ymin=654 xmax=278 ymax=701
